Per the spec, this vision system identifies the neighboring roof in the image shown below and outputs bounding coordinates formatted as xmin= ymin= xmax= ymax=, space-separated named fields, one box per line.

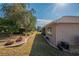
xmin=45 ymin=16 xmax=79 ymax=27
xmin=53 ymin=16 xmax=79 ymax=23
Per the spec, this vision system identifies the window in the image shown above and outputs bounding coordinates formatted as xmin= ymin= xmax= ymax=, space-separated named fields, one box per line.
xmin=47 ymin=27 xmax=52 ymax=35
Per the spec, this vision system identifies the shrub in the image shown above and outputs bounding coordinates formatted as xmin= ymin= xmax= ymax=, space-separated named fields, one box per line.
xmin=57 ymin=41 xmax=70 ymax=51
xmin=60 ymin=41 xmax=70 ymax=50
xmin=12 ymin=28 xmax=25 ymax=35
xmin=13 ymin=31 xmax=21 ymax=34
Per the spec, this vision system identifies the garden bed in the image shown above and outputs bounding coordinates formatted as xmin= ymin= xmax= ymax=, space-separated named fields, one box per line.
xmin=4 ymin=32 xmax=35 ymax=48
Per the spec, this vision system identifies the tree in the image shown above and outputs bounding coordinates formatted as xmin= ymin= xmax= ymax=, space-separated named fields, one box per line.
xmin=25 ymin=10 xmax=36 ymax=31
xmin=1 ymin=3 xmax=36 ymax=33
xmin=1 ymin=4 xmax=27 ymax=27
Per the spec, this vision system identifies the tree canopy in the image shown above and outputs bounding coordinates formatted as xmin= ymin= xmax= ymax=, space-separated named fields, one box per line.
xmin=0 ymin=3 xmax=36 ymax=34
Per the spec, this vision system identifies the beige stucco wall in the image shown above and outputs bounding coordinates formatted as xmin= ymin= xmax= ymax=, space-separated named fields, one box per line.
xmin=56 ymin=23 xmax=79 ymax=45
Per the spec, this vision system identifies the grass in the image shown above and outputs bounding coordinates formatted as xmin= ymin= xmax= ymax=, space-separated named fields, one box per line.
xmin=0 ymin=31 xmax=72 ymax=56
xmin=29 ymin=33 xmax=57 ymax=56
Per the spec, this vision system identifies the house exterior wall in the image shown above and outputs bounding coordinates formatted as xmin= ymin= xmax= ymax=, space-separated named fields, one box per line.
xmin=56 ymin=23 xmax=79 ymax=45
xmin=45 ymin=24 xmax=56 ymax=45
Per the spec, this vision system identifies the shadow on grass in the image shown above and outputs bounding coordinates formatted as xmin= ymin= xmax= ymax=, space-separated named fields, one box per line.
xmin=29 ymin=33 xmax=59 ymax=56
xmin=29 ymin=33 xmax=74 ymax=56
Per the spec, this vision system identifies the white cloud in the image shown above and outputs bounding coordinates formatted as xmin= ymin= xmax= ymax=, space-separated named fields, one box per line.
xmin=36 ymin=19 xmax=52 ymax=27
xmin=37 ymin=19 xmax=52 ymax=23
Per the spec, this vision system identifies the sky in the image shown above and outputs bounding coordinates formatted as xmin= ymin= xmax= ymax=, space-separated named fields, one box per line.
xmin=29 ymin=3 xmax=79 ymax=27
xmin=0 ymin=3 xmax=79 ymax=27
xmin=29 ymin=3 xmax=79 ymax=19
